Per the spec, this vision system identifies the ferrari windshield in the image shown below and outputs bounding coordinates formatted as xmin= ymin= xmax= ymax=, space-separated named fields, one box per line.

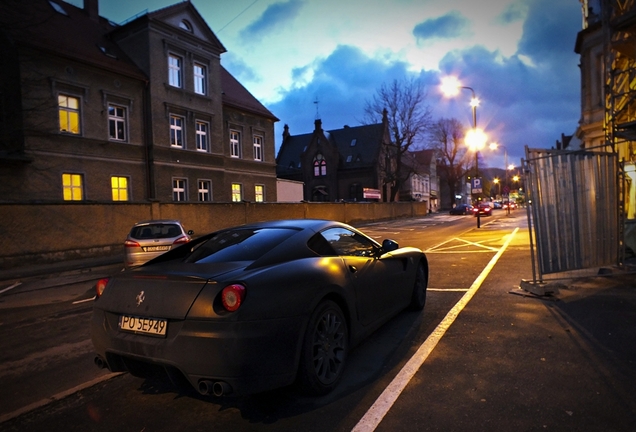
xmin=185 ymin=227 xmax=299 ymax=263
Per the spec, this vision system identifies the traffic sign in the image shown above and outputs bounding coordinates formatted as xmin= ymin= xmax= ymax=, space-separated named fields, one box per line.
xmin=471 ymin=177 xmax=482 ymax=194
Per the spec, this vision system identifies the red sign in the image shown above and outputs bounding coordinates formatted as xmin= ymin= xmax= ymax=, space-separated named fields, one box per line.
xmin=363 ymin=188 xmax=381 ymax=200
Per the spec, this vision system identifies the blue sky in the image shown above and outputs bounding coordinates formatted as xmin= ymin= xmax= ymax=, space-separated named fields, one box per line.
xmin=65 ymin=0 xmax=583 ymax=170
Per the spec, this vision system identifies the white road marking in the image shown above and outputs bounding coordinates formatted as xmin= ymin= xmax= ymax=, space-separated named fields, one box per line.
xmin=352 ymin=227 xmax=519 ymax=432
xmin=0 ymin=281 xmax=22 ymax=294
xmin=425 ymin=237 xmax=499 ymax=253
xmin=72 ymin=296 xmax=95 ymax=304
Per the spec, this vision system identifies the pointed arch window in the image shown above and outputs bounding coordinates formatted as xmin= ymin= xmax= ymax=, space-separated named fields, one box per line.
xmin=313 ymin=154 xmax=327 ymax=177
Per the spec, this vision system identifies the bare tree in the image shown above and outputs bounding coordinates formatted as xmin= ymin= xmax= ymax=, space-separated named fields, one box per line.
xmin=429 ymin=118 xmax=472 ymax=206
xmin=363 ymin=78 xmax=433 ymax=201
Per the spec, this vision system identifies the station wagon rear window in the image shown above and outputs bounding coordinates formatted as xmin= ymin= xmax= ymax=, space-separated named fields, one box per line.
xmin=130 ymin=224 xmax=182 ymax=240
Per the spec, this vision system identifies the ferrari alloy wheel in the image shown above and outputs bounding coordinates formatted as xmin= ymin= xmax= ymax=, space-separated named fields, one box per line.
xmin=409 ymin=263 xmax=428 ymax=310
xmin=298 ymin=300 xmax=348 ymax=395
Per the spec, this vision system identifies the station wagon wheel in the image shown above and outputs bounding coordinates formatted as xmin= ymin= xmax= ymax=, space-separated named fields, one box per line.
xmin=409 ymin=263 xmax=428 ymax=310
xmin=298 ymin=300 xmax=348 ymax=395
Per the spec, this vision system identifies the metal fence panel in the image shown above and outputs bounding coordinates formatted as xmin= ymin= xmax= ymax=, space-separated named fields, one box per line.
xmin=524 ymin=147 xmax=619 ymax=276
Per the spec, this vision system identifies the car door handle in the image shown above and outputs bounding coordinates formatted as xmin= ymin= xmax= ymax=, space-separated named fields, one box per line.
xmin=349 ymin=265 xmax=357 ymax=273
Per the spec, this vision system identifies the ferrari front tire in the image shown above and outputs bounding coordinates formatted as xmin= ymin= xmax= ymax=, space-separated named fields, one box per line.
xmin=409 ymin=263 xmax=428 ymax=310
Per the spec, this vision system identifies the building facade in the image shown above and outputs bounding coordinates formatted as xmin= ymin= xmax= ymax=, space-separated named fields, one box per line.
xmin=0 ymin=0 xmax=278 ymax=204
xmin=575 ymin=0 xmax=636 ymax=252
xmin=276 ymin=115 xmax=392 ymax=202
xmin=400 ymin=149 xmax=439 ymax=212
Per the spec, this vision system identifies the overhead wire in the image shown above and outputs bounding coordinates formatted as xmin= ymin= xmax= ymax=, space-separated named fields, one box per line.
xmin=217 ymin=0 xmax=260 ymax=33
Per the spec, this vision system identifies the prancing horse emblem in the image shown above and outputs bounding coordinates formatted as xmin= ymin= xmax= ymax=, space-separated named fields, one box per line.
xmin=136 ymin=291 xmax=145 ymax=307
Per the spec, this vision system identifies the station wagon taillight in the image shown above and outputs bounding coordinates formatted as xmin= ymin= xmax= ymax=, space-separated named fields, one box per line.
xmin=173 ymin=236 xmax=190 ymax=245
xmin=124 ymin=240 xmax=140 ymax=248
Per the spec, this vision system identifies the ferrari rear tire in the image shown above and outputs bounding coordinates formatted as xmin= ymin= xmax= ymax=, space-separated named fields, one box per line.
xmin=297 ymin=300 xmax=348 ymax=395
xmin=409 ymin=263 xmax=428 ymax=310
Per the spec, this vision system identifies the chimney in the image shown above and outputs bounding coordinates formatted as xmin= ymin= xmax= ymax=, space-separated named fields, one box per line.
xmin=84 ymin=0 xmax=99 ymax=21
xmin=282 ymin=124 xmax=290 ymax=141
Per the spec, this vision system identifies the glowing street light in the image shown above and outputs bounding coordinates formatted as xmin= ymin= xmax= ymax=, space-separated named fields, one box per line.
xmin=441 ymin=76 xmax=484 ymax=228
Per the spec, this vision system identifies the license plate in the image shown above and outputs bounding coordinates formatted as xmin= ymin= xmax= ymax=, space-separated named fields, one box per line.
xmin=119 ymin=315 xmax=167 ymax=337
xmin=143 ymin=246 xmax=170 ymax=252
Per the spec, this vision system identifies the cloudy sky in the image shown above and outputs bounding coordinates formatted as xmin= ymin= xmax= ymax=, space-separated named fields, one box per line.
xmin=65 ymin=0 xmax=583 ymax=169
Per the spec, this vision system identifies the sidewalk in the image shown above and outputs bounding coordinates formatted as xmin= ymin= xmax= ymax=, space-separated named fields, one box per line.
xmin=0 ymin=254 xmax=123 ymax=283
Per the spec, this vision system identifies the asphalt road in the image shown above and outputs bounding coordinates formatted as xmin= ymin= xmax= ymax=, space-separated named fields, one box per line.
xmin=1 ymin=211 xmax=635 ymax=432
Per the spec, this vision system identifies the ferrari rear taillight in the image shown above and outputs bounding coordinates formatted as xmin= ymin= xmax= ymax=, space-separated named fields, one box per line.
xmin=173 ymin=236 xmax=190 ymax=245
xmin=124 ymin=240 xmax=140 ymax=248
xmin=95 ymin=278 xmax=109 ymax=298
xmin=221 ymin=284 xmax=246 ymax=312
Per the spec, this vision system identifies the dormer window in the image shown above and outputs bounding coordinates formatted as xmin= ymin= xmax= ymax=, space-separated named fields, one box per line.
xmin=350 ymin=139 xmax=357 ymax=147
xmin=49 ymin=1 xmax=68 ymax=15
xmin=98 ymin=45 xmax=117 ymax=59
xmin=179 ymin=20 xmax=193 ymax=32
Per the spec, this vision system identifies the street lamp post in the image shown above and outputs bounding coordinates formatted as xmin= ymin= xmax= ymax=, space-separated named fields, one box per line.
xmin=442 ymin=77 xmax=485 ymax=228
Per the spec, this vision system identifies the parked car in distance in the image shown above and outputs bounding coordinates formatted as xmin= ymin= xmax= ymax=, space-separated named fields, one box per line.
xmin=449 ymin=204 xmax=474 ymax=215
xmin=472 ymin=204 xmax=492 ymax=217
xmin=124 ymin=220 xmax=193 ymax=268
xmin=92 ymin=219 xmax=428 ymax=397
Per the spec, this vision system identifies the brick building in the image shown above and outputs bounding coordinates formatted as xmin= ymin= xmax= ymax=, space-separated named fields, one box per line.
xmin=276 ymin=114 xmax=392 ymax=202
xmin=0 ymin=0 xmax=278 ymax=204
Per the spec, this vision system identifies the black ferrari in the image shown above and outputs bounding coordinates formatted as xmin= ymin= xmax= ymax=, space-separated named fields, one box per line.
xmin=91 ymin=219 xmax=428 ymax=397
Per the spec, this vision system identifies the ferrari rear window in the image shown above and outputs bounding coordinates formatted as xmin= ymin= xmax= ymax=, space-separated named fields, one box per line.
xmin=185 ymin=228 xmax=298 ymax=263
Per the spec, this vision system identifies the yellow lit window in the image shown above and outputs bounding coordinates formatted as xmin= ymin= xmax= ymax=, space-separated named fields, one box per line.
xmin=111 ymin=176 xmax=129 ymax=201
xmin=62 ymin=173 xmax=83 ymax=201
xmin=58 ymin=95 xmax=80 ymax=134
xmin=232 ymin=183 xmax=242 ymax=202
xmin=255 ymin=185 xmax=264 ymax=202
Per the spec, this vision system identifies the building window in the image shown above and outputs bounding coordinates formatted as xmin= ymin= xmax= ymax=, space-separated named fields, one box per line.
xmin=194 ymin=63 xmax=206 ymax=95
xmin=230 ymin=130 xmax=241 ymax=158
xmin=170 ymin=115 xmax=184 ymax=148
xmin=58 ymin=94 xmax=80 ymax=134
xmin=231 ymin=183 xmax=242 ymax=202
xmin=62 ymin=173 xmax=83 ymax=201
xmin=255 ymin=185 xmax=264 ymax=202
xmin=198 ymin=180 xmax=211 ymax=202
xmin=179 ymin=20 xmax=192 ymax=32
xmin=168 ymin=54 xmax=182 ymax=87
xmin=253 ymin=135 xmax=263 ymax=161
xmin=196 ymin=121 xmax=208 ymax=152
xmin=111 ymin=176 xmax=129 ymax=201
xmin=313 ymin=154 xmax=327 ymax=177
xmin=108 ymin=104 xmax=126 ymax=141
xmin=173 ymin=178 xmax=187 ymax=201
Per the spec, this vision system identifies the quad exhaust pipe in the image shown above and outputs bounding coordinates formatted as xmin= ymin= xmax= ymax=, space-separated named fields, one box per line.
xmin=94 ymin=355 xmax=108 ymax=369
xmin=198 ymin=379 xmax=232 ymax=397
